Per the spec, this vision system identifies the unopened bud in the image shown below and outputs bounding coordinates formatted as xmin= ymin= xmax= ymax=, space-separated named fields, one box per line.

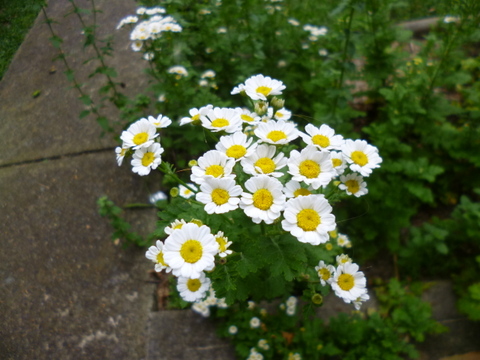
xmin=170 ymin=187 xmax=179 ymax=197
xmin=270 ymin=97 xmax=285 ymax=111
xmin=312 ymin=293 xmax=323 ymax=306
xmin=188 ymin=159 xmax=198 ymax=167
xmin=254 ymin=101 xmax=268 ymax=116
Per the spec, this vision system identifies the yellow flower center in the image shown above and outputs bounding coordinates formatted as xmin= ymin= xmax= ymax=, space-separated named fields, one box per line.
xmin=351 ymin=151 xmax=368 ymax=166
xmin=274 ymin=111 xmax=283 ymax=118
xmin=241 ymin=114 xmax=254 ymax=122
xmin=299 ymin=160 xmax=320 ymax=178
xmin=190 ymin=219 xmax=203 ymax=226
xmin=256 ymin=86 xmax=272 ymax=97
xmin=312 ymin=134 xmax=330 ymax=148
xmin=216 ymin=236 xmax=228 ymax=252
xmin=297 ymin=209 xmax=320 ymax=231
xmin=293 ymin=188 xmax=311 ymax=197
xmin=133 ymin=132 xmax=149 ymax=145
xmin=267 ymin=130 xmax=287 ymax=142
xmin=253 ymin=189 xmax=274 ymax=210
xmin=226 ymin=145 xmax=247 ymax=159
xmin=254 ymin=157 xmax=276 ymax=174
xmin=211 ymin=118 xmax=229 ymax=128
xmin=205 ymin=165 xmax=224 ymax=177
xmin=180 ymin=239 xmax=203 ymax=263
xmin=211 ymin=188 xmax=230 ymax=205
xmin=187 ymin=278 xmax=202 ymax=292
xmin=345 ymin=179 xmax=360 ymax=194
xmin=337 ymin=273 xmax=355 ymax=291
xmin=156 ymin=251 xmax=168 ymax=266
xmin=332 ymin=158 xmax=342 ymax=167
xmin=141 ymin=152 xmax=155 ymax=167
xmin=192 ymin=114 xmax=200 ymax=121
xmin=318 ymin=268 xmax=331 ymax=281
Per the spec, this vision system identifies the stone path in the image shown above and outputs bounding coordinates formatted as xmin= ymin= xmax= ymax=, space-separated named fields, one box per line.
xmin=1 ymin=1 xmax=479 ymax=359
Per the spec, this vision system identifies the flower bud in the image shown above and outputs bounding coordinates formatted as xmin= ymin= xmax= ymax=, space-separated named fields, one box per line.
xmin=311 ymin=293 xmax=323 ymax=306
xmin=254 ymin=101 xmax=268 ymax=116
xmin=170 ymin=187 xmax=179 ymax=197
xmin=188 ymin=159 xmax=198 ymax=167
xmin=270 ymin=97 xmax=285 ymax=111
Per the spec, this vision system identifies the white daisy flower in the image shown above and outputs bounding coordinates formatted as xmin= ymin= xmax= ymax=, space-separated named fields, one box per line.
xmin=288 ymin=18 xmax=300 ymax=26
xmin=201 ymin=70 xmax=216 ymax=78
xmin=331 ymin=151 xmax=348 ymax=175
xmin=240 ymin=175 xmax=286 ymax=224
xmin=190 ymin=150 xmax=236 ymax=185
xmin=143 ymin=52 xmax=154 ymax=61
xmin=215 ymin=231 xmax=233 ymax=257
xmin=163 ymin=223 xmax=219 ymax=279
xmin=201 ymin=107 xmax=242 ymax=133
xmin=177 ymin=272 xmax=211 ymax=302
xmin=342 ymin=139 xmax=382 ymax=176
xmin=337 ymin=233 xmax=352 ymax=248
xmin=168 ymin=65 xmax=188 ymax=77
xmin=331 ymin=262 xmax=367 ymax=302
xmin=283 ymin=180 xmax=313 ymax=198
xmin=216 ymin=132 xmax=257 ymax=161
xmin=120 ymin=118 xmax=158 ymax=150
xmin=116 ymin=16 xmax=139 ymax=30
xmin=146 ymin=7 xmax=166 ymax=15
xmin=281 ymin=194 xmax=336 ymax=245
xmin=196 ymin=177 xmax=242 ymax=214
xmin=238 ymin=108 xmax=261 ymax=124
xmin=192 ymin=301 xmax=210 ymax=317
xmin=164 ymin=219 xmax=187 ymax=235
xmin=148 ymin=114 xmax=172 ymax=129
xmin=301 ymin=124 xmax=344 ymax=151
xmin=145 ymin=240 xmax=172 ymax=273
xmin=115 ymin=145 xmax=129 ymax=166
xmin=258 ymin=339 xmax=269 ymax=351
xmin=228 ymin=325 xmax=238 ymax=335
xmin=351 ymin=292 xmax=370 ymax=310
xmin=268 ymin=107 xmax=292 ymax=121
xmin=136 ymin=7 xmax=147 ymax=15
xmin=339 ymin=173 xmax=368 ymax=197
xmin=180 ymin=105 xmax=213 ymax=126
xmin=179 ymin=184 xmax=197 ymax=199
xmin=250 ymin=317 xmax=261 ymax=329
xmin=231 ymin=83 xmax=245 ymax=95
xmin=131 ymin=40 xmax=143 ymax=52
xmin=336 ymin=254 xmax=352 ymax=266
xmin=287 ymin=145 xmax=336 ymax=189
xmin=131 ymin=142 xmax=164 ymax=176
xmin=254 ymin=120 xmax=299 ymax=145
xmin=241 ymin=144 xmax=287 ymax=178
xmin=315 ymin=260 xmax=335 ymax=286
xmin=244 ymin=74 xmax=286 ymax=101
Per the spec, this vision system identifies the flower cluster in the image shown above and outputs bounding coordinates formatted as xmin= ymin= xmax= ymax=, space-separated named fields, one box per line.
xmin=117 ymin=74 xmax=382 ymax=308
xmin=116 ymin=6 xmax=182 ymax=59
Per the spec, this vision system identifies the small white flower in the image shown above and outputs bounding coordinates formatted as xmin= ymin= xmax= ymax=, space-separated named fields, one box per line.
xmin=192 ymin=301 xmax=210 ymax=317
xmin=196 ymin=177 xmax=243 ymax=214
xmin=131 ymin=142 xmax=164 ymax=176
xmin=201 ymin=70 xmax=216 ymax=78
xmin=120 ymin=118 xmax=158 ymax=150
xmin=258 ymin=339 xmax=269 ymax=350
xmin=179 ymin=184 xmax=197 ymax=199
xmin=244 ymin=74 xmax=286 ymax=101
xmin=282 ymin=194 xmax=336 ymax=245
xmin=444 ymin=15 xmax=459 ymax=23
xmin=177 ymin=272 xmax=211 ymax=302
xmin=190 ymin=150 xmax=236 ymax=185
xmin=164 ymin=219 xmax=187 ymax=235
xmin=339 ymin=173 xmax=368 ymax=197
xmin=217 ymin=27 xmax=227 ymax=33
xmin=351 ymin=292 xmax=370 ymax=310
xmin=148 ymin=114 xmax=172 ymax=128
xmin=145 ymin=240 xmax=172 ymax=273
xmin=301 ymin=124 xmax=344 ymax=151
xmin=342 ymin=139 xmax=382 ymax=177
xmin=254 ymin=120 xmax=299 ymax=145
xmin=269 ymin=107 xmax=292 ymax=121
xmin=231 ymin=83 xmax=245 ymax=95
xmin=336 ymin=254 xmax=352 ymax=266
xmin=228 ymin=325 xmax=238 ymax=335
xmin=240 ymin=175 xmax=286 ymax=224
xmin=331 ymin=151 xmax=348 ymax=175
xmin=241 ymin=143 xmax=287 ymax=178
xmin=216 ymin=132 xmax=257 ymax=161
xmin=287 ymin=145 xmax=336 ymax=189
xmin=315 ymin=260 xmax=335 ymax=286
xmin=238 ymin=108 xmax=261 ymax=124
xmin=163 ymin=223 xmax=219 ymax=279
xmin=136 ymin=7 xmax=147 ymax=15
xmin=201 ymin=107 xmax=243 ymax=133
xmin=331 ymin=262 xmax=367 ymax=302
xmin=215 ymin=231 xmax=233 ymax=257
xmin=168 ymin=65 xmax=188 ymax=77
xmin=337 ymin=233 xmax=352 ymax=248
xmin=131 ymin=40 xmax=143 ymax=52
xmin=115 ymin=145 xmax=128 ymax=166
xmin=283 ymin=180 xmax=313 ymax=198
xmin=288 ymin=18 xmax=300 ymax=26
xmin=250 ymin=317 xmax=261 ymax=329
xmin=180 ymin=105 xmax=213 ymax=126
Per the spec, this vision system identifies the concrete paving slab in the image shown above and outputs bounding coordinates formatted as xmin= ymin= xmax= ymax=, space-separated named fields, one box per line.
xmin=0 ymin=152 xmax=158 ymax=359
xmin=0 ymin=0 xmax=149 ymax=167
xmin=146 ymin=311 xmax=236 ymax=360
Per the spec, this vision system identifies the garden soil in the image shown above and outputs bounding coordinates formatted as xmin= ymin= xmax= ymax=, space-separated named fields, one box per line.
xmin=0 ymin=0 xmax=479 ymax=359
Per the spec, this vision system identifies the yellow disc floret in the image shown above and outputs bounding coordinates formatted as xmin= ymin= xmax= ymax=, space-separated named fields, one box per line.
xmin=180 ymin=239 xmax=203 ymax=263
xmin=345 ymin=179 xmax=360 ymax=194
xmin=254 ymin=158 xmax=276 ymax=174
xmin=142 ymin=152 xmax=155 ymax=167
xmin=205 ymin=165 xmax=224 ymax=177
xmin=133 ymin=132 xmax=149 ymax=145
xmin=351 ymin=151 xmax=368 ymax=166
xmin=156 ymin=251 xmax=168 ymax=267
xmin=312 ymin=134 xmax=330 ymax=148
xmin=293 ymin=188 xmax=311 ymax=197
xmin=187 ymin=278 xmax=202 ymax=292
xmin=211 ymin=188 xmax=230 ymax=205
xmin=256 ymin=86 xmax=272 ymax=97
xmin=337 ymin=273 xmax=354 ymax=291
xmin=299 ymin=160 xmax=320 ymax=178
xmin=211 ymin=118 xmax=230 ymax=128
xmin=318 ymin=268 xmax=331 ymax=282
xmin=267 ymin=130 xmax=287 ymax=142
xmin=253 ymin=189 xmax=274 ymax=210
xmin=226 ymin=145 xmax=247 ymax=159
xmin=297 ymin=209 xmax=320 ymax=231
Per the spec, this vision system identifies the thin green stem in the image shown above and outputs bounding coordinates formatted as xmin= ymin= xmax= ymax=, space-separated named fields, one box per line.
xmin=331 ymin=6 xmax=355 ymax=118
xmin=427 ymin=28 xmax=458 ymax=94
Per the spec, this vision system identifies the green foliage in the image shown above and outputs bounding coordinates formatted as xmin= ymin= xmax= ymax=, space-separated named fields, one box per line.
xmin=210 ymin=279 xmax=445 ymax=360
